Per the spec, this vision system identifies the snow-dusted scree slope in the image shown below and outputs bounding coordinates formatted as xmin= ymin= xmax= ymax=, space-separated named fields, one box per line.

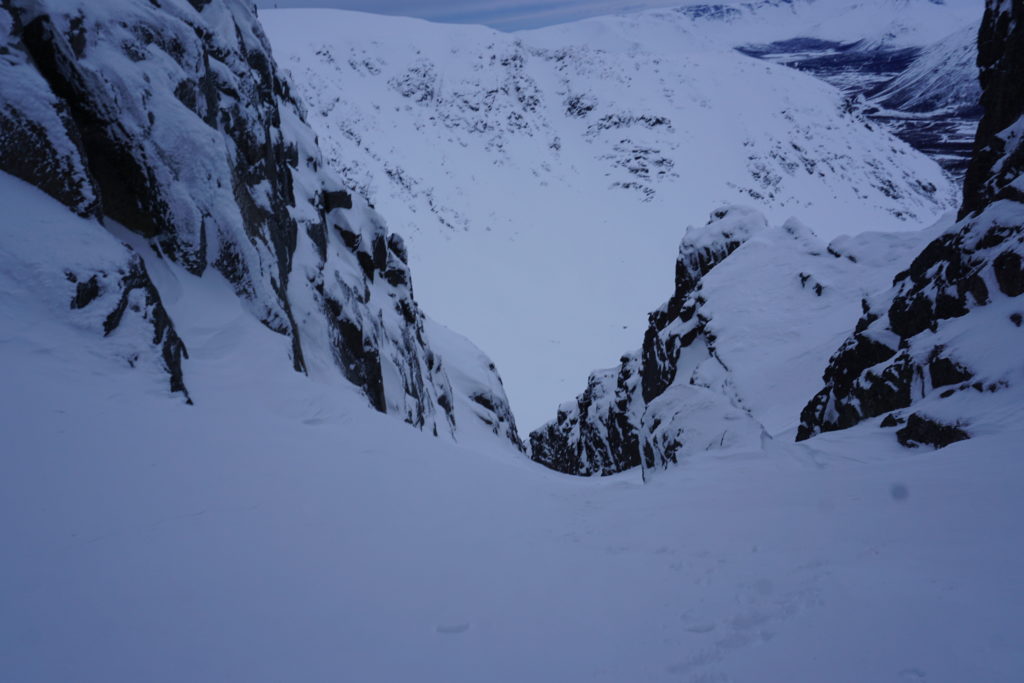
xmin=532 ymin=0 xmax=1024 ymax=477
xmin=0 ymin=0 xmax=521 ymax=450
xmin=263 ymin=6 xmax=956 ymax=431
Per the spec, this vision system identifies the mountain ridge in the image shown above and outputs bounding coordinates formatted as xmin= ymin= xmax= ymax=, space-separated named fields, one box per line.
xmin=264 ymin=4 xmax=959 ymax=429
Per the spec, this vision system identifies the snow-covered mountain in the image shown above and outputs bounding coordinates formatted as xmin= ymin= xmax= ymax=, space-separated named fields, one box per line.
xmin=0 ymin=0 xmax=522 ymax=451
xmin=530 ymin=0 xmax=1024 ymax=476
xmin=728 ymin=0 xmax=982 ymax=176
xmin=799 ymin=0 xmax=1024 ymax=446
xmin=873 ymin=23 xmax=981 ymax=116
xmin=3 ymin=0 xmax=1024 ymax=680
xmin=263 ymin=5 xmax=957 ymax=430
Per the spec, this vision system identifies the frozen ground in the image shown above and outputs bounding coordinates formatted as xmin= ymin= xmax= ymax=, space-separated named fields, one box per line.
xmin=2 ymin=174 xmax=1023 ymax=683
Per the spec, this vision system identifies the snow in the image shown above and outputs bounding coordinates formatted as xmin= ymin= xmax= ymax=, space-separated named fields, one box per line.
xmin=2 ymin=168 xmax=1023 ymax=681
xmin=874 ymin=22 xmax=982 ymax=115
xmin=692 ymin=215 xmax=947 ymax=435
xmin=529 ymin=0 xmax=982 ymax=50
xmin=3 ymin=0 xmax=1023 ymax=678
xmin=262 ymin=5 xmax=959 ymax=431
xmin=3 ymin=176 xmax=1024 ymax=682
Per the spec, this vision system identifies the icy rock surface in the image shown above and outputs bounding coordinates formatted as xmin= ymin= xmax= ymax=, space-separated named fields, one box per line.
xmin=0 ymin=0 xmax=521 ymax=449
xmin=798 ymin=0 xmax=1024 ymax=447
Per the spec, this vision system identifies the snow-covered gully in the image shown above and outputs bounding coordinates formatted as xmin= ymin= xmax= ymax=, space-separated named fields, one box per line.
xmin=1 ymin=1 xmax=1022 ymax=681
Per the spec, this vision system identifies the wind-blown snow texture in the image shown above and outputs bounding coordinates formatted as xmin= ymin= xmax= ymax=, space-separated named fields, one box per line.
xmin=263 ymin=4 xmax=959 ymax=430
xmin=0 ymin=0 xmax=521 ymax=449
xmin=799 ymin=0 xmax=1024 ymax=446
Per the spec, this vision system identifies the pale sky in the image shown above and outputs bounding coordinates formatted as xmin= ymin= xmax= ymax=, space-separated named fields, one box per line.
xmin=254 ymin=0 xmax=694 ymax=31
xmin=256 ymin=0 xmax=981 ymax=32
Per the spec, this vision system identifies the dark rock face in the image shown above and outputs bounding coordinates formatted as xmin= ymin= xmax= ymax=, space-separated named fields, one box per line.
xmin=530 ymin=207 xmax=764 ymax=475
xmin=530 ymin=355 xmax=643 ymax=475
xmin=798 ymin=0 xmax=1024 ymax=447
xmin=66 ymin=256 xmax=190 ymax=402
xmin=896 ymin=413 xmax=970 ymax=449
xmin=0 ymin=14 xmax=96 ymax=216
xmin=961 ymin=0 xmax=1024 ymax=217
xmin=0 ymin=0 xmax=521 ymax=449
xmin=4 ymin=0 xmax=305 ymax=333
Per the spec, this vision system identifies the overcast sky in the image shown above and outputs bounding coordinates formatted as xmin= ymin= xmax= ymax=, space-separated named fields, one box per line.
xmin=255 ymin=0 xmax=690 ymax=31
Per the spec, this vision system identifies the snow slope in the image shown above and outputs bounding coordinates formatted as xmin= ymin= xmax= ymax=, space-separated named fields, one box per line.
xmin=3 ymin=170 xmax=1024 ymax=683
xmin=263 ymin=7 xmax=956 ymax=431
xmin=874 ymin=23 xmax=982 ymax=116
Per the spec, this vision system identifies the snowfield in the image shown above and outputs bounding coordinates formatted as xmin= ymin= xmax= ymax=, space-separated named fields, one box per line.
xmin=2 ymin=172 xmax=1023 ymax=682
xmin=262 ymin=6 xmax=960 ymax=431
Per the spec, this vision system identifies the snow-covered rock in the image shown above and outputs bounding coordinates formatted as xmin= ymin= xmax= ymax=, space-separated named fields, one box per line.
xmin=798 ymin=0 xmax=1024 ymax=448
xmin=263 ymin=6 xmax=957 ymax=430
xmin=531 ymin=0 xmax=1024 ymax=473
xmin=0 ymin=0 xmax=522 ymax=450
xmin=530 ymin=206 xmax=937 ymax=475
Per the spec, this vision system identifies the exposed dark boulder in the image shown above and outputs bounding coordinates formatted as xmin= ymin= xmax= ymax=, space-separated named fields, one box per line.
xmin=993 ymin=250 xmax=1024 ymax=296
xmin=324 ymin=188 xmax=353 ymax=211
xmin=896 ymin=413 xmax=970 ymax=449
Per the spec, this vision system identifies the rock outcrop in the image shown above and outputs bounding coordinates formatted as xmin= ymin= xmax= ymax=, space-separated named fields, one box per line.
xmin=530 ymin=207 xmax=766 ymax=475
xmin=797 ymin=0 xmax=1024 ymax=446
xmin=0 ymin=0 xmax=522 ymax=449
xmin=529 ymin=206 xmax=934 ymax=475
